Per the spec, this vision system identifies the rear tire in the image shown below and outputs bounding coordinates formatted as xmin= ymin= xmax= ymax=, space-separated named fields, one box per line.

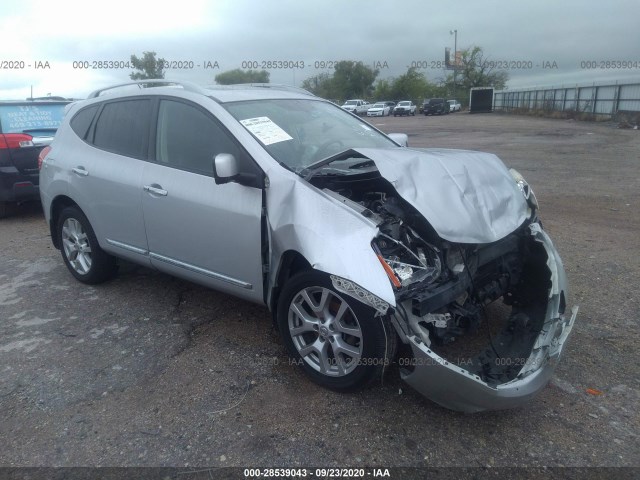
xmin=277 ymin=270 xmax=397 ymax=392
xmin=0 ymin=202 xmax=8 ymax=219
xmin=57 ymin=206 xmax=117 ymax=284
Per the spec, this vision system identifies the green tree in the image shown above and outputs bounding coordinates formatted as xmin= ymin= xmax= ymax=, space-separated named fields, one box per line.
xmin=214 ymin=69 xmax=270 ymax=84
xmin=130 ymin=51 xmax=165 ymax=80
xmin=301 ymin=61 xmax=379 ymax=101
xmin=372 ymin=78 xmax=393 ymax=101
xmin=390 ymin=67 xmax=431 ymax=102
xmin=445 ymin=46 xmax=509 ymax=94
xmin=373 ymin=68 xmax=445 ymax=104
xmin=332 ymin=61 xmax=379 ymax=100
xmin=302 ymin=72 xmax=337 ymax=99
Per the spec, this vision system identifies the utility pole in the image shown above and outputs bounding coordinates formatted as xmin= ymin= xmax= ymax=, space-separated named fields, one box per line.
xmin=450 ymin=29 xmax=457 ymax=99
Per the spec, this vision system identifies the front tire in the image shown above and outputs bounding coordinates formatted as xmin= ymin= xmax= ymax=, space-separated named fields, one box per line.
xmin=57 ymin=206 xmax=117 ymax=284
xmin=277 ymin=271 xmax=396 ymax=392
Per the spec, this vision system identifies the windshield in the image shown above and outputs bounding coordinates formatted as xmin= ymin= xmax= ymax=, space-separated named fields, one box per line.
xmin=399 ymin=101 xmax=410 ymax=106
xmin=372 ymin=103 xmax=385 ymax=108
xmin=225 ymin=99 xmax=397 ymax=173
xmin=344 ymin=100 xmax=358 ymax=105
xmin=0 ymin=103 xmax=67 ymax=134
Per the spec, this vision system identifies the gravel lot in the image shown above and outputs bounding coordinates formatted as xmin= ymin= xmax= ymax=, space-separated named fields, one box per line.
xmin=0 ymin=113 xmax=638 ymax=472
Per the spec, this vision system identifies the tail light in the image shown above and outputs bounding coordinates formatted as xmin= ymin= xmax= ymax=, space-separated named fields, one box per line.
xmin=0 ymin=133 xmax=34 ymax=149
xmin=38 ymin=146 xmax=51 ymax=170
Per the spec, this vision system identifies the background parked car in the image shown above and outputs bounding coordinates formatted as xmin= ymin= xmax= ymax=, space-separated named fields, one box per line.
xmin=367 ymin=102 xmax=391 ymax=117
xmin=422 ymin=98 xmax=447 ymax=115
xmin=447 ymin=99 xmax=462 ymax=112
xmin=341 ymin=99 xmax=370 ymax=116
xmin=0 ymin=99 xmax=69 ymax=217
xmin=393 ymin=101 xmax=416 ymax=116
xmin=384 ymin=101 xmax=396 ymax=113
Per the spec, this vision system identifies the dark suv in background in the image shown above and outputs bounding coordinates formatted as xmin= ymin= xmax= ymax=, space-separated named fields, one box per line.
xmin=0 ymin=99 xmax=69 ymax=217
xmin=422 ymin=98 xmax=447 ymax=115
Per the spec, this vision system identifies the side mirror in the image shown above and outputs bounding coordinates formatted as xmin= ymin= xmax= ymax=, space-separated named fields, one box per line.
xmin=388 ymin=133 xmax=408 ymax=147
xmin=213 ymin=153 xmax=265 ymax=189
xmin=213 ymin=153 xmax=239 ymax=184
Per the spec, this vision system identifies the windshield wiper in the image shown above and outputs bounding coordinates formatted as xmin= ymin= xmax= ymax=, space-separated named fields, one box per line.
xmin=349 ymin=160 xmax=375 ymax=169
xmin=301 ymin=149 xmax=363 ymax=180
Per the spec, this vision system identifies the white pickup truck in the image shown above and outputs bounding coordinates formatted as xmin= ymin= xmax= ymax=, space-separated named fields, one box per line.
xmin=341 ymin=99 xmax=370 ymax=115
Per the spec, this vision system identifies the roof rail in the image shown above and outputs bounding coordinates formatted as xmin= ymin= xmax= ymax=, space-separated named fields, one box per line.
xmin=246 ymin=83 xmax=316 ymax=96
xmin=87 ymin=80 xmax=205 ymax=99
xmin=204 ymin=83 xmax=316 ymax=97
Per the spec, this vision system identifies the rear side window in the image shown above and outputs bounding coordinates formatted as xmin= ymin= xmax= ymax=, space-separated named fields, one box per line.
xmin=70 ymin=105 xmax=99 ymax=140
xmin=93 ymin=99 xmax=151 ymax=159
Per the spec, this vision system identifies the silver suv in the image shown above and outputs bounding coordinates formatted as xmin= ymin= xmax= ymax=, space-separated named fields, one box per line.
xmin=40 ymin=80 xmax=577 ymax=412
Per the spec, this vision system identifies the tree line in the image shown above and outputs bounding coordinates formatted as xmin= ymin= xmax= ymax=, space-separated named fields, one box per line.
xmin=128 ymin=47 xmax=508 ymax=105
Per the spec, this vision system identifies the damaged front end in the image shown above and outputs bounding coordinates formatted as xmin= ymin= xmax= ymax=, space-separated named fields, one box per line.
xmin=391 ymin=222 xmax=577 ymax=413
xmin=310 ymin=149 xmax=577 ymax=412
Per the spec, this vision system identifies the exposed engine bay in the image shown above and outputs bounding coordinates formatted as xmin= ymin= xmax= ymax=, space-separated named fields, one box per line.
xmin=311 ymin=170 xmax=559 ymax=389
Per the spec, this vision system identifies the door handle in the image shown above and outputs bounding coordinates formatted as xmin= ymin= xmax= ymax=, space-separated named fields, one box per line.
xmin=143 ymin=185 xmax=168 ymax=196
xmin=72 ymin=167 xmax=89 ymax=177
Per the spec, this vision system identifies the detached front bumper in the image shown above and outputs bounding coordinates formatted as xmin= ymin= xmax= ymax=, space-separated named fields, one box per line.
xmin=400 ymin=223 xmax=578 ymax=413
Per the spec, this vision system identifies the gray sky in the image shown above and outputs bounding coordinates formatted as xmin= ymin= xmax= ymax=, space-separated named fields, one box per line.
xmin=1 ymin=0 xmax=639 ymax=99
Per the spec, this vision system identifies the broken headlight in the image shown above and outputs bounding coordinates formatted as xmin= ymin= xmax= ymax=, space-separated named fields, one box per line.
xmin=372 ymin=232 xmax=442 ymax=288
xmin=509 ymin=168 xmax=539 ymax=211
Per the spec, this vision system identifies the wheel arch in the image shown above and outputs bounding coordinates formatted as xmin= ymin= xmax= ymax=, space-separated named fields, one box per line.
xmin=49 ymin=195 xmax=81 ymax=250
xmin=269 ymin=249 xmax=312 ymax=329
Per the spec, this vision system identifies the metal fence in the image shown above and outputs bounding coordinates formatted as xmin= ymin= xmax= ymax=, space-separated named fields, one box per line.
xmin=494 ymin=80 xmax=640 ymax=116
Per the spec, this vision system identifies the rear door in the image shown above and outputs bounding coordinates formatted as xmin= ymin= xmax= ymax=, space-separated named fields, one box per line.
xmin=67 ymin=99 xmax=151 ymax=264
xmin=141 ymin=98 xmax=264 ymax=302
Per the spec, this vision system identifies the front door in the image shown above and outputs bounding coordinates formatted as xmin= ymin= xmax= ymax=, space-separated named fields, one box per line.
xmin=141 ymin=98 xmax=264 ymax=302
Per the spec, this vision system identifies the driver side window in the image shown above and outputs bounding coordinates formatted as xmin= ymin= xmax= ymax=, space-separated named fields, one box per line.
xmin=156 ymin=100 xmax=244 ymax=175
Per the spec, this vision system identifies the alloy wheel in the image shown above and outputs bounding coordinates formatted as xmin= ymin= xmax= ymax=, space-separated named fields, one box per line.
xmin=288 ymin=287 xmax=363 ymax=377
xmin=61 ymin=217 xmax=92 ymax=275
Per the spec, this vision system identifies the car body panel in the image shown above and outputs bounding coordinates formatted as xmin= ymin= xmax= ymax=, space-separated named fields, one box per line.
xmin=264 ymin=165 xmax=395 ymax=307
xmin=47 ymin=115 xmax=150 ymax=265
xmin=141 ymin=161 xmax=264 ymax=302
xmin=353 ymin=147 xmax=528 ymax=244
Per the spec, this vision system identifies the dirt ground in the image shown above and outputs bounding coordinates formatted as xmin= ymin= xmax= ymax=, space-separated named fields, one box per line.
xmin=0 ymin=112 xmax=638 ymax=474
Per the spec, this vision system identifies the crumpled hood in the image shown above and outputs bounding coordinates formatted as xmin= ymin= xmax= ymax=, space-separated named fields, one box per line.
xmin=354 ymin=147 xmax=528 ymax=244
